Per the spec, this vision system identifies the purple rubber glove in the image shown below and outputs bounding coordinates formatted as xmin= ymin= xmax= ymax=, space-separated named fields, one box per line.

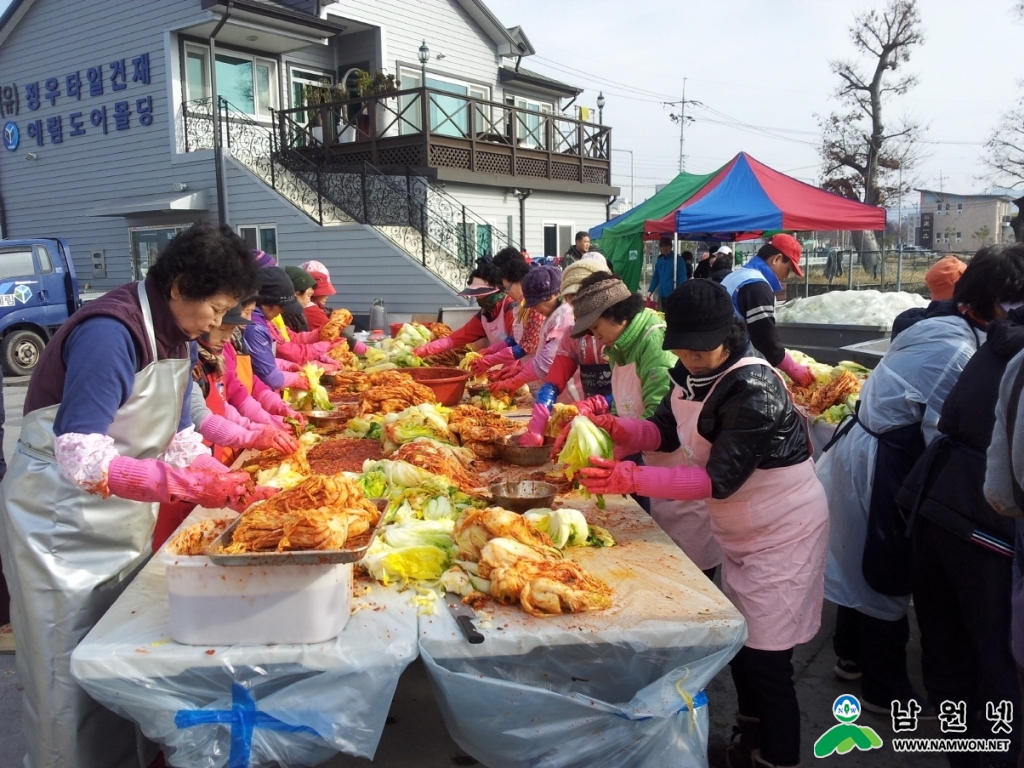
xmin=579 ymin=457 xmax=712 ymax=500
xmin=199 ymin=414 xmax=261 ymax=450
xmin=352 ymin=340 xmax=368 ymax=355
xmin=778 ymin=353 xmax=815 ymax=388
xmin=413 ymin=337 xmax=454 ymax=358
xmin=472 ymin=346 xmax=517 ymax=376
xmin=107 ymin=455 xmax=268 ymax=511
xmin=551 ymin=413 xmax=662 ymax=460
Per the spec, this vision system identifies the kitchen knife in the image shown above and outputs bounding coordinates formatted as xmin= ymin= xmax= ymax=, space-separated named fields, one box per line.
xmin=444 ymin=592 xmax=484 ymax=644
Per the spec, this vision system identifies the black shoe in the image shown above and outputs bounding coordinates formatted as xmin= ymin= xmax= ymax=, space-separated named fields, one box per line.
xmin=833 ymin=658 xmax=862 ymax=681
xmin=862 ymin=696 xmax=937 ymax=720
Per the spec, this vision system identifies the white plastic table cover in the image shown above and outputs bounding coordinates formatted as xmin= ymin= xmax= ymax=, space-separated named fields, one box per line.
xmin=70 ymin=509 xmax=419 ymax=768
xmin=419 ymin=494 xmax=748 ymax=768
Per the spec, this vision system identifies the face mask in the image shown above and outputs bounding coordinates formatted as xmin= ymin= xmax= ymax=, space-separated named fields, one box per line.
xmin=477 ymin=292 xmax=504 ymax=312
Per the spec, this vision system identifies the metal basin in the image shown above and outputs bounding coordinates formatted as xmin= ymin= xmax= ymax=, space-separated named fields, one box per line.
xmin=489 ymin=480 xmax=558 ymax=514
xmin=496 ymin=434 xmax=555 ymax=467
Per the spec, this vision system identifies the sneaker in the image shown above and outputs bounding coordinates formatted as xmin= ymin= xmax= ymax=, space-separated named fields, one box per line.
xmin=833 ymin=658 xmax=862 ymax=680
xmin=862 ymin=697 xmax=937 ymax=719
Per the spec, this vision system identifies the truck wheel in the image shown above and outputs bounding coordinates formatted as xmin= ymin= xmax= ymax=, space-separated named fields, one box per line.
xmin=2 ymin=330 xmax=46 ymax=377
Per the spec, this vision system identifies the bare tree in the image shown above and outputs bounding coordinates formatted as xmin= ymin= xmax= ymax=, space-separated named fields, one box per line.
xmin=983 ymin=97 xmax=1024 ymax=189
xmin=818 ymin=0 xmax=925 ymax=258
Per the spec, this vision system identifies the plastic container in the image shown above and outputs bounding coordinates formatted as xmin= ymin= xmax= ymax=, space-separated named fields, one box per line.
xmin=161 ymin=551 xmax=352 ymax=645
xmin=389 ymin=322 xmax=404 ymax=338
xmin=405 ymin=366 xmax=470 ymax=406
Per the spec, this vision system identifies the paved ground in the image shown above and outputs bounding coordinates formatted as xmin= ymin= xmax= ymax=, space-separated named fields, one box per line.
xmin=0 ymin=375 xmax=950 ymax=767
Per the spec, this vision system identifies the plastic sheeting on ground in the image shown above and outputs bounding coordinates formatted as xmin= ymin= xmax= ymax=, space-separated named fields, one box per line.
xmin=70 ymin=511 xmax=419 ymax=768
xmin=418 ymin=496 xmax=747 ymax=768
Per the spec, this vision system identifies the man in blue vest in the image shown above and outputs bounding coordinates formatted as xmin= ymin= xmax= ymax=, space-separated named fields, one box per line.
xmin=646 ymin=238 xmax=689 ymax=310
xmin=720 ymin=234 xmax=815 ymax=386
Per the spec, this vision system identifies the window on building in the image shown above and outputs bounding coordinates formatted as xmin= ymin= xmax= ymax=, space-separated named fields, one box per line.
xmin=956 ymin=232 xmax=962 ymax=243
xmin=184 ymin=43 xmax=277 ymax=120
xmin=945 ymin=203 xmax=951 ymax=214
xmin=512 ymin=96 xmax=554 ymax=149
xmin=543 ymin=223 xmax=574 ymax=258
xmin=399 ymin=69 xmax=490 ymax=138
xmin=238 ymin=224 xmax=278 ymax=256
xmin=957 ymin=203 xmax=963 ymax=215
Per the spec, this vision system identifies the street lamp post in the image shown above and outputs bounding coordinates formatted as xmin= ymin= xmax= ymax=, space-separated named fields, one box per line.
xmin=596 ymin=91 xmax=605 ymax=125
xmin=418 ymin=40 xmax=429 ymax=85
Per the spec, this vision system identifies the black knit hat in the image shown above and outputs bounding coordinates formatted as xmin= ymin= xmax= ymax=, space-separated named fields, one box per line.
xmin=662 ymin=279 xmax=737 ymax=351
xmin=257 ymin=267 xmax=304 ymax=315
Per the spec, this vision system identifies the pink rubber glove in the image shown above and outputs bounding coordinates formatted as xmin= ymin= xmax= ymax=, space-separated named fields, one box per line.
xmin=491 ymin=360 xmax=524 ymax=382
xmin=778 ymin=353 xmax=815 ymax=388
xmin=221 ymin=402 xmax=259 ymax=431
xmin=413 ymin=337 xmax=454 ymax=358
xmin=199 ymin=414 xmax=261 ymax=450
xmin=108 ymin=455 xmax=263 ymax=511
xmin=519 ymin=401 xmax=552 ymax=447
xmin=190 ymin=453 xmax=231 ymax=474
xmin=281 ymin=371 xmax=309 ymax=391
xmin=315 ymin=356 xmax=341 ymax=371
xmin=579 ymin=457 xmax=712 ymax=500
xmin=472 ymin=346 xmax=517 ymax=376
xmin=276 ymin=359 xmax=301 ymax=373
xmin=478 ymin=339 xmax=510 ymax=356
xmin=352 ymin=340 xmax=368 ymax=355
xmin=574 ymin=394 xmax=611 ymax=419
xmin=252 ymin=425 xmax=300 ymax=454
xmin=235 ymin=394 xmax=280 ymax=428
xmin=551 ymin=413 xmax=662 ymax=460
xmin=311 ymin=341 xmax=333 ymax=356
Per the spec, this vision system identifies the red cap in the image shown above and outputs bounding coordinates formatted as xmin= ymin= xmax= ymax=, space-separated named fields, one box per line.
xmin=310 ymin=271 xmax=336 ymax=297
xmin=769 ymin=234 xmax=803 ymax=278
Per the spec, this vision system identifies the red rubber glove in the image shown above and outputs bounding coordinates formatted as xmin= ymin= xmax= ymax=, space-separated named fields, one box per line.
xmin=472 ymin=346 xmax=517 ymax=376
xmin=778 ymin=353 xmax=815 ymax=388
xmin=574 ymin=394 xmax=611 ymax=418
xmin=251 ymin=426 xmax=300 ymax=454
xmin=490 ymin=360 xmax=524 ymax=382
xmin=413 ymin=337 xmax=454 ymax=358
xmin=578 ymin=457 xmax=640 ymax=496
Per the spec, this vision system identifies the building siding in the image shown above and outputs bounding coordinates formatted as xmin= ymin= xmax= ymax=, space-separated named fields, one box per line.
xmin=440 ymin=183 xmax=608 ymax=257
xmin=326 ymin=0 xmax=501 ymax=94
xmin=227 ymin=159 xmax=468 ymax=314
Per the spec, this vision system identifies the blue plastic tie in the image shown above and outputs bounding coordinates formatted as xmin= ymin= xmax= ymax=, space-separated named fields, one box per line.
xmin=175 ymin=683 xmax=320 ymax=768
xmin=612 ymin=689 xmax=709 ymax=722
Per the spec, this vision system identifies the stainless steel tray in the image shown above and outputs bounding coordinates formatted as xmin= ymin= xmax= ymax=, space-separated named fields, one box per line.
xmin=205 ymin=499 xmax=388 ymax=567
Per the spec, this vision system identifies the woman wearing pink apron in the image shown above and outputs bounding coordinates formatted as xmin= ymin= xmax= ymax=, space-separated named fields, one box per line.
xmin=541 ymin=273 xmax=722 ymax=572
xmin=579 ymin=280 xmax=828 ymax=768
xmin=413 ymin=261 xmax=515 ymax=358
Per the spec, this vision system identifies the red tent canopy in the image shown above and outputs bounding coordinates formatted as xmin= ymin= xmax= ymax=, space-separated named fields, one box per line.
xmin=643 ymin=152 xmax=886 ymax=240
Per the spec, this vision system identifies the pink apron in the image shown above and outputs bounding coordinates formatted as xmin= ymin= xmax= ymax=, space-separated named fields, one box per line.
xmin=671 ymin=356 xmax=829 ymax=650
xmin=481 ymin=303 xmax=512 ymax=346
xmin=611 ymin=340 xmax=723 ymax=571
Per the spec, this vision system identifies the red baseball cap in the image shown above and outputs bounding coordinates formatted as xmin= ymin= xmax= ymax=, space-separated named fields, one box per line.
xmin=310 ymin=271 xmax=336 ymax=297
xmin=768 ymin=234 xmax=803 ymax=278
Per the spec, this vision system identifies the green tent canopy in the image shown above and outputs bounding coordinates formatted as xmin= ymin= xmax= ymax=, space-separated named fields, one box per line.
xmin=589 ymin=167 xmax=722 ymax=291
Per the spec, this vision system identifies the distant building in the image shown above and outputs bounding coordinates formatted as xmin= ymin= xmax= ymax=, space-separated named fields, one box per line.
xmin=914 ymin=190 xmax=1018 ymax=253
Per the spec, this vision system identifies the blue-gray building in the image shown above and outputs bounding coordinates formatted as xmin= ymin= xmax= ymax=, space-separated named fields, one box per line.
xmin=0 ymin=0 xmax=616 ymax=314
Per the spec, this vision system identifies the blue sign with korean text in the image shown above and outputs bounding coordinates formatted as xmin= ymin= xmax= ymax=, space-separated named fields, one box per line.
xmin=4 ymin=52 xmax=153 ymax=151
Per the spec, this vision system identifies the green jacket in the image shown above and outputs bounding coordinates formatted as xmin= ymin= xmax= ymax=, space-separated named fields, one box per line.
xmin=606 ymin=308 xmax=676 ymax=418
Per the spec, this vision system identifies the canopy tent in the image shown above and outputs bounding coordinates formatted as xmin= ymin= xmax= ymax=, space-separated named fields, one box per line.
xmin=589 ymin=168 xmax=722 ymax=291
xmin=643 ymin=152 xmax=887 ymax=241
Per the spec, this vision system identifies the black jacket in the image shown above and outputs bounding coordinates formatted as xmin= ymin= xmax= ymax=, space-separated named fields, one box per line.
xmin=648 ymin=347 xmax=810 ymax=499
xmin=897 ymin=310 xmax=1024 ymax=544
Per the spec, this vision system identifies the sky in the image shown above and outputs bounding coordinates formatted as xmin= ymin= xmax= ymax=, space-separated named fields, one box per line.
xmin=488 ymin=0 xmax=1024 ymax=207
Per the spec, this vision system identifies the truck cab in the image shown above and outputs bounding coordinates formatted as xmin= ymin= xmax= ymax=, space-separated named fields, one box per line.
xmin=0 ymin=238 xmax=79 ymax=376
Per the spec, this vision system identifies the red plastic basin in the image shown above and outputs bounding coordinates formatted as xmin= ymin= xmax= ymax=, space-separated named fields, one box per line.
xmin=405 ymin=366 xmax=470 ymax=407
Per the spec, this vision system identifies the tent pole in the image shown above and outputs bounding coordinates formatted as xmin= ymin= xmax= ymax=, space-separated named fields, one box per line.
xmin=672 ymin=232 xmax=678 ymax=290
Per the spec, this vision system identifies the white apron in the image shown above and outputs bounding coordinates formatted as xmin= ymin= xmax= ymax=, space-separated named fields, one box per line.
xmin=610 ymin=338 xmax=723 ymax=571
xmin=671 ymin=357 xmax=829 ymax=650
xmin=0 ymin=282 xmax=191 ymax=768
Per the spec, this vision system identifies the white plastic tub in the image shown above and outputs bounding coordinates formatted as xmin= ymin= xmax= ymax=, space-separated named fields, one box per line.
xmin=161 ymin=551 xmax=352 ymax=645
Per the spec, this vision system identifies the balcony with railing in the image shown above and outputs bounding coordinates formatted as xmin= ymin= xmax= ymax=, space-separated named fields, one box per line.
xmin=273 ymin=87 xmax=612 ymax=188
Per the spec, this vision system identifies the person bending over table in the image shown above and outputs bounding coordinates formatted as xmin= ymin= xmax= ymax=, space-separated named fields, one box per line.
xmin=578 ymin=279 xmax=828 ymax=768
xmin=0 ymin=223 xmax=274 ymax=768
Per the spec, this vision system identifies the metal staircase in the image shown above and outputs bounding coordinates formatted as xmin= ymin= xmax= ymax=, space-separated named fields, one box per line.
xmin=179 ymin=98 xmax=519 ymax=292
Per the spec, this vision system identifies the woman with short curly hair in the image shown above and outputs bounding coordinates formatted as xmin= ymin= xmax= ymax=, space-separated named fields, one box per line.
xmin=0 ymin=222 xmax=274 ymax=768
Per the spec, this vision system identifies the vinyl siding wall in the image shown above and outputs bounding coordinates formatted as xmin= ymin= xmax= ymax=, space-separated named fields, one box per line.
xmin=0 ymin=0 xmax=216 ymax=289
xmin=227 ymin=159 xmax=469 ymax=315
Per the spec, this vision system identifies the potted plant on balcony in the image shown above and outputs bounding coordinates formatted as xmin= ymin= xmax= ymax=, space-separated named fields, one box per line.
xmin=302 ymin=83 xmax=340 ymax=144
xmin=349 ymin=69 xmax=401 ymax=140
